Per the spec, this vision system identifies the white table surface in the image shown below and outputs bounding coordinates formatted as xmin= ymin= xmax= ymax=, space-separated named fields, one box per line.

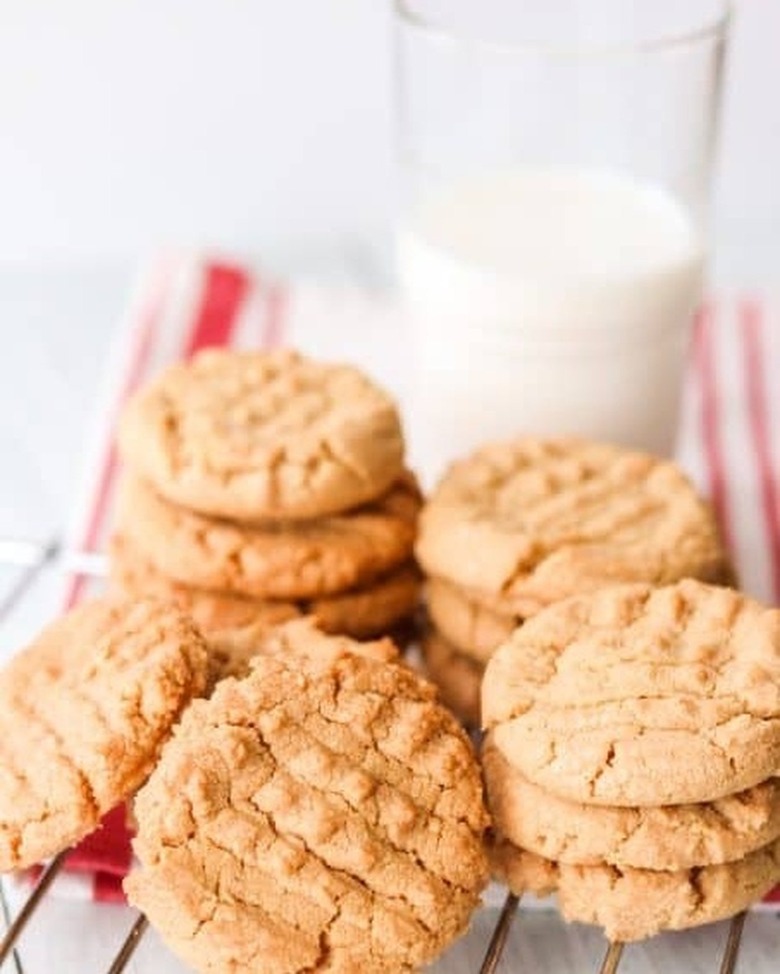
xmin=0 ymin=254 xmax=778 ymax=974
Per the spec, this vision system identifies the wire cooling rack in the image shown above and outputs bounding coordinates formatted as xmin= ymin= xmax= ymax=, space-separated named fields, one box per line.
xmin=0 ymin=539 xmax=776 ymax=973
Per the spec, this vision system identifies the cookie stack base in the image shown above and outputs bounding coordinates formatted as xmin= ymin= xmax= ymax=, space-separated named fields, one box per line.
xmin=490 ymin=835 xmax=780 ymax=943
xmin=483 ymin=723 xmax=780 ymax=942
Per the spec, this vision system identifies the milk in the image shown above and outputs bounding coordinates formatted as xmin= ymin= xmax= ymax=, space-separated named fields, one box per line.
xmin=397 ymin=166 xmax=705 ymax=480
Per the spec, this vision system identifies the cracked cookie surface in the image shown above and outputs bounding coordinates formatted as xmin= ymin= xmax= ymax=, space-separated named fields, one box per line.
xmin=118 ymin=348 xmax=405 ymax=521
xmin=0 ymin=597 xmax=208 ymax=871
xmin=416 ymin=438 xmax=731 ymax=616
xmin=491 ymin=835 xmax=780 ymax=941
xmin=114 ymin=471 xmax=420 ymax=599
xmin=482 ymin=580 xmax=780 ymax=806
xmin=126 ymin=622 xmax=490 ymax=973
xmin=483 ymin=734 xmax=780 ymax=870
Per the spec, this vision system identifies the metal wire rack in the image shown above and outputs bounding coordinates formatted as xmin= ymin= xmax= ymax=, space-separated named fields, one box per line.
xmin=0 ymin=539 xmax=770 ymax=973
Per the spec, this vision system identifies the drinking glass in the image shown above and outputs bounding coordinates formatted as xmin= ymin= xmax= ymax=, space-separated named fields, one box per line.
xmin=394 ymin=0 xmax=731 ymax=480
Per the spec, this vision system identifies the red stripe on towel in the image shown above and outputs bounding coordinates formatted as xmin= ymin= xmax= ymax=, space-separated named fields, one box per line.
xmin=183 ymin=262 xmax=250 ymax=358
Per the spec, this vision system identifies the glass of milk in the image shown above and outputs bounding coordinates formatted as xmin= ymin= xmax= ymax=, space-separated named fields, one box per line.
xmin=395 ymin=0 xmax=730 ymax=480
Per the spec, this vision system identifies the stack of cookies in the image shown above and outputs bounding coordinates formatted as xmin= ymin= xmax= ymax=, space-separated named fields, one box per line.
xmin=483 ymin=580 xmax=780 ymax=942
xmin=416 ymin=438 xmax=732 ymax=726
xmin=110 ymin=348 xmax=422 ymax=676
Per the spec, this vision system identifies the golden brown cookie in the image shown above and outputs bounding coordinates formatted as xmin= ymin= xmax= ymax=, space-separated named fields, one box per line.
xmin=194 ymin=583 xmax=421 ymax=684
xmin=0 ymin=598 xmax=208 ymax=871
xmin=468 ymin=555 xmax=739 ymax=619
xmin=483 ymin=580 xmax=780 ymax=807
xmin=125 ymin=623 xmax=490 ymax=973
xmin=118 ymin=348 xmax=405 ymax=522
xmin=306 ymin=565 xmax=420 ymax=639
xmin=420 ymin=630 xmax=483 ymax=728
xmin=110 ymin=532 xmax=420 ymax=657
xmin=426 ymin=577 xmax=517 ymax=663
xmin=491 ymin=836 xmax=780 ymax=942
xmin=482 ymin=734 xmax=780 ymax=870
xmin=114 ymin=471 xmax=420 ymax=600
xmin=488 ymin=837 xmax=559 ymax=898
xmin=110 ymin=531 xmax=297 ymax=632
xmin=416 ymin=437 xmax=731 ymax=616
xmin=203 ymin=570 xmax=422 ymax=681
xmin=249 ymin=619 xmax=403 ymax=668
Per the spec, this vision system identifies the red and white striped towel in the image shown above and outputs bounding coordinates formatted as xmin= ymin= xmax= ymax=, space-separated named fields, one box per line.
xmin=49 ymin=254 xmax=780 ymax=904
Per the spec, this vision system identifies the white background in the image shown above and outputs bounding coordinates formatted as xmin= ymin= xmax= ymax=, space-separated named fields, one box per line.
xmin=0 ymin=0 xmax=777 ymax=281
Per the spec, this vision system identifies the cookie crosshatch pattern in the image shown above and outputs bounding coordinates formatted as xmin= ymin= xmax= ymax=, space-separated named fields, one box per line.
xmin=118 ymin=347 xmax=406 ymax=522
xmin=0 ymin=598 xmax=209 ymax=873
xmin=415 ymin=437 xmax=732 ymax=617
xmin=483 ymin=581 xmax=780 ymax=808
xmin=126 ymin=624 xmax=490 ymax=973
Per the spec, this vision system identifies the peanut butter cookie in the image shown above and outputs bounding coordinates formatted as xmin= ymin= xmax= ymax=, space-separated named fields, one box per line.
xmin=491 ymin=836 xmax=780 ymax=942
xmin=420 ymin=630 xmax=483 ymax=728
xmin=417 ymin=438 xmax=730 ymax=616
xmin=427 ymin=577 xmax=517 ymax=663
xmin=483 ymin=580 xmax=780 ymax=806
xmin=0 ymin=598 xmax=208 ymax=871
xmin=114 ymin=472 xmax=419 ymax=599
xmin=110 ymin=533 xmax=420 ymax=654
xmin=126 ymin=622 xmax=489 ymax=973
xmin=483 ymin=734 xmax=780 ymax=870
xmin=202 ymin=566 xmax=421 ymax=681
xmin=118 ymin=348 xmax=405 ymax=521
